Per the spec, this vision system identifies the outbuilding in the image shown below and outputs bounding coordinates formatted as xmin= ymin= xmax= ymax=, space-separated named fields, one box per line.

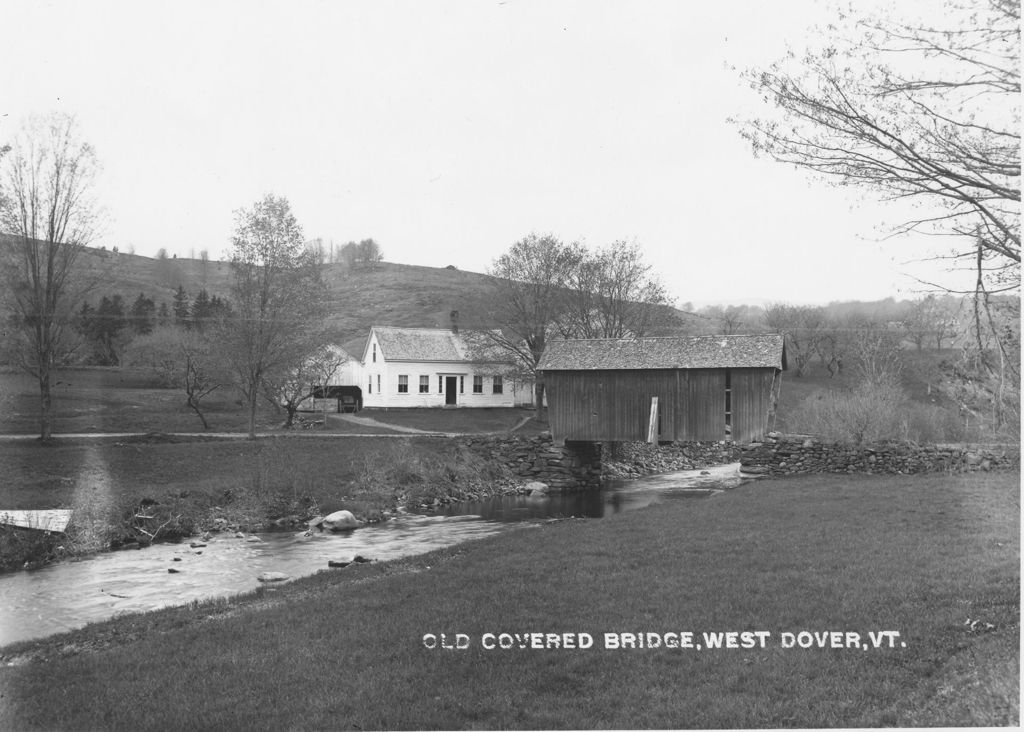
xmin=537 ymin=334 xmax=786 ymax=445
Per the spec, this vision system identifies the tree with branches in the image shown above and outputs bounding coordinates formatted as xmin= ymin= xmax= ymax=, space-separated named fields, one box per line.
xmin=127 ymin=325 xmax=225 ymax=430
xmin=263 ymin=344 xmax=347 ymax=428
xmin=221 ymin=195 xmax=327 ymax=438
xmin=762 ymin=303 xmax=825 ymax=377
xmin=739 ymin=0 xmax=1020 ymax=433
xmin=485 ymin=233 xmax=579 ymax=413
xmin=738 ymin=0 xmax=1019 ymax=285
xmin=0 ymin=113 xmax=101 ymax=440
xmin=557 ymin=241 xmax=676 ymax=339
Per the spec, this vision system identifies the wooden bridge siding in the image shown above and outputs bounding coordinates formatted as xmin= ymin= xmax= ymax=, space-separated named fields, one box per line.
xmin=546 ymin=370 xmax=681 ymax=443
xmin=684 ymin=369 xmax=727 ymax=440
xmin=730 ymin=368 xmax=777 ymax=443
xmin=546 ymin=367 xmax=778 ymax=444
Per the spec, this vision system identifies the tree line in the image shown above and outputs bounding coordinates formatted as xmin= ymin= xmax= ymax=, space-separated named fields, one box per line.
xmin=74 ymin=287 xmax=231 ymax=366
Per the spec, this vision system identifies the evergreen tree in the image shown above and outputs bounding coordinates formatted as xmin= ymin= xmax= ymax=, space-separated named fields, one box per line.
xmin=172 ymin=285 xmax=191 ymax=325
xmin=129 ymin=293 xmax=156 ymax=335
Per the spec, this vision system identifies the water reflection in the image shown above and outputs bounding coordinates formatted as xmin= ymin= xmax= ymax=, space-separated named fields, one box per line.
xmin=427 ymin=462 xmax=742 ymax=520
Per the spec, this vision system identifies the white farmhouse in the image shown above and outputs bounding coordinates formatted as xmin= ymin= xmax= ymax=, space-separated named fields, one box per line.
xmin=356 ymin=325 xmax=533 ymax=408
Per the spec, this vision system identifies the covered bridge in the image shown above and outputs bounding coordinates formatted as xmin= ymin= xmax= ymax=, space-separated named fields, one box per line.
xmin=537 ymin=334 xmax=786 ymax=445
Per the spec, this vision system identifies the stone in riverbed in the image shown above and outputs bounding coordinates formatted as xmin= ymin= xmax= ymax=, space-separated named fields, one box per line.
xmin=257 ymin=572 xmax=289 ymax=583
xmin=322 ymin=510 xmax=360 ymax=531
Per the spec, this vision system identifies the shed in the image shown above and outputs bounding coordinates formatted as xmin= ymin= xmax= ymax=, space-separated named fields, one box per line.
xmin=311 ymin=385 xmax=363 ymax=413
xmin=537 ymin=334 xmax=786 ymax=445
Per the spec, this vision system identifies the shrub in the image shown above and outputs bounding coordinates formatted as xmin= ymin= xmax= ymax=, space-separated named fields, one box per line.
xmin=348 ymin=445 xmax=513 ymax=508
xmin=790 ymin=377 xmax=911 ymax=445
xmin=0 ymin=526 xmax=65 ymax=571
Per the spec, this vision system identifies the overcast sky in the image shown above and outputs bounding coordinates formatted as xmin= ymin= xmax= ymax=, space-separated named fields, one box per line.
xmin=2 ymin=0 xmax=971 ymax=307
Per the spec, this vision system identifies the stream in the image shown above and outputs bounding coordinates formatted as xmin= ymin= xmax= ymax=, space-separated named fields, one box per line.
xmin=0 ymin=464 xmax=744 ymax=647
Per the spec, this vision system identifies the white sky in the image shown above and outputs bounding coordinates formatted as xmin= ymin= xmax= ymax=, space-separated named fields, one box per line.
xmin=2 ymin=0 xmax=978 ymax=307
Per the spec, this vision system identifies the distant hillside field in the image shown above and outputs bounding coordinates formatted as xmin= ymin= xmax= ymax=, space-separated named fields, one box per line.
xmin=1 ymin=239 xmax=700 ymax=347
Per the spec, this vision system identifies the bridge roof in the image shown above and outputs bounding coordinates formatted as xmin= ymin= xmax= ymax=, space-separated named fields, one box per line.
xmin=537 ymin=334 xmax=786 ymax=371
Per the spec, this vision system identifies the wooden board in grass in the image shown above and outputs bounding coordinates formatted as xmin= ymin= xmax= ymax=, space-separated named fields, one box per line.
xmin=0 ymin=509 xmax=73 ymax=533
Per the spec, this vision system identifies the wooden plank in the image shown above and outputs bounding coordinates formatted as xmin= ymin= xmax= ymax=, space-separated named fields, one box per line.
xmin=0 ymin=509 xmax=72 ymax=533
xmin=647 ymin=396 xmax=659 ymax=443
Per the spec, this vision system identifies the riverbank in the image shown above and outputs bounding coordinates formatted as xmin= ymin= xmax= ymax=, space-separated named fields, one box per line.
xmin=0 ymin=434 xmax=524 ymax=572
xmin=0 ymin=430 xmax=746 ymax=572
xmin=0 ymin=470 xmax=1017 ymax=729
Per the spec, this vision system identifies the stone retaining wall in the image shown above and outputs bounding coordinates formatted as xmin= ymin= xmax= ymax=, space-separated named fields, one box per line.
xmin=740 ymin=433 xmax=1021 ymax=476
xmin=466 ymin=430 xmax=1020 ymax=489
xmin=462 ymin=434 xmax=744 ymax=489
xmin=601 ymin=441 xmax=742 ymax=479
xmin=461 ymin=434 xmax=603 ymax=490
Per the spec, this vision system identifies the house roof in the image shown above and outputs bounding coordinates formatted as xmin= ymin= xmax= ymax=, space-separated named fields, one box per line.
xmin=537 ymin=334 xmax=787 ymax=371
xmin=367 ymin=327 xmax=511 ymax=363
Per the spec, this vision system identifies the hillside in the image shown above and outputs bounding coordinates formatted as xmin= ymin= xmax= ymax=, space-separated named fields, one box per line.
xmin=1 ymin=238 xmax=700 ymax=347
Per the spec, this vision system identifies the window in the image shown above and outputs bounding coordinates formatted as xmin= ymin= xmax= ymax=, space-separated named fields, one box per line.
xmin=398 ymin=375 xmax=408 ymax=393
xmin=459 ymin=376 xmax=464 ymax=394
xmin=377 ymin=374 xmax=381 ymax=394
xmin=419 ymin=375 xmax=429 ymax=393
xmin=372 ymin=343 xmax=376 ymax=363
xmin=473 ymin=375 xmax=483 ymax=394
xmin=368 ymin=376 xmax=372 ymax=395
xmin=438 ymin=375 xmax=443 ymax=394
xmin=492 ymin=375 xmax=503 ymax=394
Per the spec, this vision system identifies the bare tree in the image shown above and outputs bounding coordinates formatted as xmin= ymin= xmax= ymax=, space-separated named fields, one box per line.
xmin=699 ymin=304 xmax=748 ymax=335
xmin=221 ymin=194 xmax=327 ymax=438
xmin=0 ymin=113 xmax=100 ymax=440
xmin=762 ymin=303 xmax=825 ymax=377
xmin=127 ymin=325 xmax=224 ymax=430
xmin=199 ymin=248 xmax=210 ymax=287
xmin=263 ymin=344 xmax=346 ymax=428
xmin=901 ymin=294 xmax=952 ymax=350
xmin=737 ymin=0 xmax=1020 ymax=286
xmin=557 ymin=241 xmax=676 ymax=339
xmin=357 ymin=238 xmax=383 ymax=269
xmin=339 ymin=241 xmax=358 ymax=268
xmin=486 ymin=233 xmax=579 ymax=412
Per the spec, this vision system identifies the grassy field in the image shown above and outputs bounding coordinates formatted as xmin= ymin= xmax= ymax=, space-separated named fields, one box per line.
xmin=0 ymin=470 xmax=1016 ymax=729
xmin=0 ymin=368 xmax=539 ymax=436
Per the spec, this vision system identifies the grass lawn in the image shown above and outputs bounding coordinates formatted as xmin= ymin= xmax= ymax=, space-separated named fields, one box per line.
xmin=0 ymin=368 xmax=544 ymax=437
xmin=361 ymin=406 xmax=544 ymax=434
xmin=0 ymin=470 xmax=1016 ymax=729
xmin=0 ymin=434 xmax=513 ymax=514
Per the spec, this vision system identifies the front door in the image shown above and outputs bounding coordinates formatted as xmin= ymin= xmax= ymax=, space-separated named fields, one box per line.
xmin=445 ymin=376 xmax=457 ymax=405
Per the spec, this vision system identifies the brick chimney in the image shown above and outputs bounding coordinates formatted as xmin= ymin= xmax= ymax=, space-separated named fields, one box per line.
xmin=450 ymin=310 xmax=459 ymax=335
